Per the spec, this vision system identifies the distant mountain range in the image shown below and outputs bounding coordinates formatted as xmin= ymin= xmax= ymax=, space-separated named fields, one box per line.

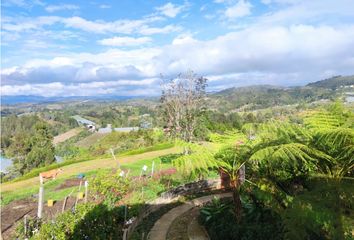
xmin=1 ymin=95 xmax=135 ymax=105
xmin=2 ymin=75 xmax=353 ymax=105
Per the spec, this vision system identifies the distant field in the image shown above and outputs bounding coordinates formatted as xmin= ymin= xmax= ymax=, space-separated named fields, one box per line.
xmin=53 ymin=128 xmax=83 ymax=145
xmin=75 ymin=132 xmax=108 ymax=147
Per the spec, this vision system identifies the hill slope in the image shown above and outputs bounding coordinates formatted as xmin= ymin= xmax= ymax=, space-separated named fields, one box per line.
xmin=307 ymin=75 xmax=354 ymax=89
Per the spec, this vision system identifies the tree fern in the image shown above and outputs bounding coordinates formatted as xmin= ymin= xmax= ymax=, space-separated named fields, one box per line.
xmin=304 ymin=110 xmax=343 ymax=130
xmin=250 ymin=143 xmax=332 ymax=180
xmin=172 ymin=140 xmax=217 ymax=175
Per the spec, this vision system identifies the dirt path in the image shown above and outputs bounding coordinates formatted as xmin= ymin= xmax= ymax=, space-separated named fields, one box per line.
xmin=167 ymin=207 xmax=209 ymax=240
xmin=53 ymin=128 xmax=82 ymax=145
xmin=1 ymin=147 xmax=180 ymax=193
xmin=148 ymin=193 xmax=231 ymax=240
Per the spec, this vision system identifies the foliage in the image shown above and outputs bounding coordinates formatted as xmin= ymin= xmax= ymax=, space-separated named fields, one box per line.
xmin=306 ymin=75 xmax=354 ymax=89
xmin=211 ymin=85 xmax=338 ymax=112
xmin=282 ymin=178 xmax=354 ymax=240
xmin=6 ymin=122 xmax=55 ymax=175
xmin=15 ymin=215 xmax=42 ymax=239
xmin=200 ymin=197 xmax=230 ymax=223
xmin=33 ymin=203 xmax=125 ymax=240
xmin=89 ymin=169 xmax=130 ymax=208
xmin=250 ymin=143 xmax=331 ymax=181
xmin=200 ymin=197 xmax=284 ymax=240
xmin=172 ymin=141 xmax=217 ymax=177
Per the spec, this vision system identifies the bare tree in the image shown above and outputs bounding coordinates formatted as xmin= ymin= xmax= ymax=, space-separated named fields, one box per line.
xmin=160 ymin=70 xmax=207 ymax=143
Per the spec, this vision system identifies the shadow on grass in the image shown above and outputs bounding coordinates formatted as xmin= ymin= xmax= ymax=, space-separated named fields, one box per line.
xmin=159 ymin=153 xmax=182 ymax=164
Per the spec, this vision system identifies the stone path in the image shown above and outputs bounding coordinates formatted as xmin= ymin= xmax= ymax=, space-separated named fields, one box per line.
xmin=187 ymin=208 xmax=209 ymax=240
xmin=148 ymin=192 xmax=232 ymax=240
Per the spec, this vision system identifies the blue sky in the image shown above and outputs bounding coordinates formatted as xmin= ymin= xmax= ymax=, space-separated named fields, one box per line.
xmin=1 ymin=0 xmax=354 ymax=97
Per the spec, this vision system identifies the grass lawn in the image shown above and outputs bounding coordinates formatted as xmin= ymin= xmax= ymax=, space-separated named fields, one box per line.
xmin=1 ymin=150 xmax=181 ymax=206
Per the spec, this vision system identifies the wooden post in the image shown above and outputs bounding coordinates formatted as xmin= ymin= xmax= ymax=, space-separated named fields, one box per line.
xmin=62 ymin=189 xmax=74 ymax=213
xmin=62 ymin=196 xmax=68 ymax=213
xmin=139 ymin=170 xmax=143 ymax=180
xmin=124 ymin=205 xmax=127 ymax=223
xmin=37 ymin=184 xmax=44 ymax=219
xmin=84 ymin=181 xmax=88 ymax=203
xmin=24 ymin=215 xmax=27 ymax=237
xmin=78 ymin=180 xmax=82 ymax=191
xmin=151 ymin=161 xmax=155 ymax=177
xmin=110 ymin=148 xmax=120 ymax=168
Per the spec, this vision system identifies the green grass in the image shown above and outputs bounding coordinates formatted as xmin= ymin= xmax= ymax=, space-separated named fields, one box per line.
xmin=6 ymin=158 xmax=98 ymax=183
xmin=1 ymin=178 xmax=67 ymax=205
xmin=44 ymin=186 xmax=78 ymax=202
xmin=5 ymin=143 xmax=175 ymax=184
xmin=1 ymin=153 xmax=177 ymax=206
xmin=119 ymin=142 xmax=175 ymax=156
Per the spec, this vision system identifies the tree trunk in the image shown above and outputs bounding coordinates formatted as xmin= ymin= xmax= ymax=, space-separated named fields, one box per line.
xmin=231 ymin=180 xmax=242 ymax=223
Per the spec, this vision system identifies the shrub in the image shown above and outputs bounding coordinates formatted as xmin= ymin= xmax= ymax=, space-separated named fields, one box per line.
xmin=199 ymin=196 xmax=284 ymax=240
xmin=89 ymin=169 xmax=130 ymax=208
xmin=34 ymin=203 xmax=125 ymax=240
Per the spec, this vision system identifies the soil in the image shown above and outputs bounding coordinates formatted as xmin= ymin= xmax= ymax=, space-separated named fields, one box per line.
xmin=167 ymin=208 xmax=199 ymax=240
xmin=55 ymin=178 xmax=84 ymax=190
xmin=1 ymin=196 xmax=80 ymax=240
xmin=53 ymin=128 xmax=82 ymax=145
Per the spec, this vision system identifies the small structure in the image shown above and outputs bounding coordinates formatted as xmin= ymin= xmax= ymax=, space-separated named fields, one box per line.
xmin=98 ymin=124 xmax=139 ymax=133
xmin=72 ymin=115 xmax=96 ymax=131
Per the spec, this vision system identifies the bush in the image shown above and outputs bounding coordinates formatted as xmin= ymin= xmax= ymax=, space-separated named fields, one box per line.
xmin=34 ymin=203 xmax=125 ymax=240
xmin=89 ymin=169 xmax=130 ymax=208
xmin=199 ymin=196 xmax=284 ymax=240
xmin=15 ymin=216 xmax=42 ymax=239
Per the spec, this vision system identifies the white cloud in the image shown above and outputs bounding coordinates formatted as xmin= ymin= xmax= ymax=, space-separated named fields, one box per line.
xmin=99 ymin=4 xmax=111 ymax=9
xmin=139 ymin=25 xmax=182 ymax=35
xmin=1 ymin=15 xmax=177 ymax=35
xmin=225 ymin=0 xmax=252 ymax=20
xmin=98 ymin=36 xmax=152 ymax=46
xmin=156 ymin=2 xmax=184 ymax=18
xmin=2 ymin=24 xmax=354 ymax=96
xmin=2 ymin=0 xmax=354 ymax=97
xmin=261 ymin=0 xmax=301 ymax=5
xmin=45 ymin=4 xmax=79 ymax=12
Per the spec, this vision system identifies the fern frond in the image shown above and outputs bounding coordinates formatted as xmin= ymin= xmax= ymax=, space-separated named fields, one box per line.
xmin=304 ymin=110 xmax=343 ymax=130
xmin=250 ymin=143 xmax=332 ymax=174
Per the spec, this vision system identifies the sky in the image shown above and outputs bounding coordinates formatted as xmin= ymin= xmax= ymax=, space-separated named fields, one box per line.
xmin=1 ymin=0 xmax=354 ymax=97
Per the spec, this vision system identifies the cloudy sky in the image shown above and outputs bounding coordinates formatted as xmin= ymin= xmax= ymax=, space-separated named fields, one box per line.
xmin=1 ymin=0 xmax=354 ymax=97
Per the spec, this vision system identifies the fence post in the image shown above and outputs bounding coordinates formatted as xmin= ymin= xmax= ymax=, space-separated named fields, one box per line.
xmin=24 ymin=215 xmax=27 ymax=237
xmin=124 ymin=205 xmax=127 ymax=223
xmin=62 ymin=196 xmax=68 ymax=213
xmin=37 ymin=184 xmax=44 ymax=219
xmin=151 ymin=161 xmax=155 ymax=177
xmin=84 ymin=181 xmax=89 ymax=203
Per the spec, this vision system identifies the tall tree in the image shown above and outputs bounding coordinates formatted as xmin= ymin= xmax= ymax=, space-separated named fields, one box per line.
xmin=26 ymin=123 xmax=55 ymax=171
xmin=160 ymin=70 xmax=207 ymax=142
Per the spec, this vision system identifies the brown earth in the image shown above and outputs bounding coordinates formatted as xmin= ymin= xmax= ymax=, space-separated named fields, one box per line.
xmin=53 ymin=128 xmax=82 ymax=145
xmin=55 ymin=178 xmax=84 ymax=191
xmin=1 ymin=196 xmax=80 ymax=240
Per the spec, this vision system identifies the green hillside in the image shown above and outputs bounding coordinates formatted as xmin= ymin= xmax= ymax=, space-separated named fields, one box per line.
xmin=307 ymin=75 xmax=354 ymax=89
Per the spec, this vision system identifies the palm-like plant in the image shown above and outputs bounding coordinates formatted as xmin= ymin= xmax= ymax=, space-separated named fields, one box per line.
xmin=173 ymin=102 xmax=353 ymax=225
xmin=214 ymin=144 xmax=252 ymax=222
